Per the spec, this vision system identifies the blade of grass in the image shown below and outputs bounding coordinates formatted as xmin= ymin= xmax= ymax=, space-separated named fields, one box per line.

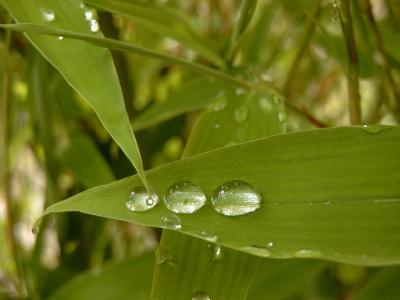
xmin=85 ymin=0 xmax=224 ymax=67
xmin=0 ymin=0 xmax=149 ymax=188
xmin=42 ymin=126 xmax=400 ymax=266
xmin=152 ymin=86 xmax=286 ymax=299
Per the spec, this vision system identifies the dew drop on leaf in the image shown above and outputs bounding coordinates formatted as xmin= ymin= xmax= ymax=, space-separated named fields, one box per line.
xmin=41 ymin=9 xmax=55 ymax=22
xmin=160 ymin=215 xmax=182 ymax=230
xmin=361 ymin=125 xmax=385 ymax=134
xmin=278 ymin=112 xmax=287 ymax=123
xmin=234 ymin=105 xmax=248 ymax=123
xmin=211 ymin=180 xmax=262 ymax=216
xmin=89 ymin=19 xmax=99 ymax=32
xmin=209 ymin=97 xmax=228 ymax=112
xmin=164 ymin=181 xmax=206 ymax=214
xmin=207 ymin=243 xmax=222 ymax=262
xmin=126 ymin=186 xmax=159 ymax=212
xmin=199 ymin=231 xmax=218 ymax=243
xmin=191 ymin=291 xmax=211 ymax=300
xmin=259 ymin=98 xmax=272 ymax=112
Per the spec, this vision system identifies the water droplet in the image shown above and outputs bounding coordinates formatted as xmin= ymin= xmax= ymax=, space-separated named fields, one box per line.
xmin=57 ymin=36 xmax=64 ymax=40
xmin=234 ymin=106 xmax=248 ymax=123
xmin=243 ymin=245 xmax=271 ymax=256
xmin=191 ymin=291 xmax=211 ymax=300
xmin=164 ymin=181 xmax=206 ymax=214
xmin=155 ymin=247 xmax=167 ymax=264
xmin=273 ymin=94 xmax=281 ymax=104
xmin=294 ymin=249 xmax=322 ymax=258
xmin=90 ymin=19 xmax=99 ymax=32
xmin=161 ymin=215 xmax=182 ymax=230
xmin=267 ymin=241 xmax=274 ymax=248
xmin=211 ymin=180 xmax=262 ymax=216
xmin=84 ymin=10 xmax=94 ymax=21
xmin=259 ymin=98 xmax=272 ymax=112
xmin=126 ymin=186 xmax=159 ymax=212
xmin=361 ymin=125 xmax=385 ymax=134
xmin=199 ymin=231 xmax=218 ymax=242
xmin=235 ymin=88 xmax=246 ymax=95
xmin=278 ymin=112 xmax=287 ymax=122
xmin=209 ymin=97 xmax=228 ymax=112
xmin=207 ymin=244 xmax=222 ymax=261
xmin=41 ymin=9 xmax=55 ymax=22
xmin=213 ymin=123 xmax=220 ymax=129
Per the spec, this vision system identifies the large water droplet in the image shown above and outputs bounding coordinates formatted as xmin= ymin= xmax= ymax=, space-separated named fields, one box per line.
xmin=199 ymin=231 xmax=218 ymax=243
xmin=234 ymin=106 xmax=248 ymax=123
xmin=164 ymin=181 xmax=206 ymax=214
xmin=207 ymin=243 xmax=222 ymax=261
xmin=361 ymin=125 xmax=385 ymax=134
xmin=211 ymin=181 xmax=262 ymax=216
xmin=161 ymin=215 xmax=182 ymax=230
xmin=126 ymin=186 xmax=159 ymax=212
xmin=191 ymin=291 xmax=211 ymax=300
xmin=41 ymin=9 xmax=55 ymax=22
xmin=209 ymin=97 xmax=228 ymax=112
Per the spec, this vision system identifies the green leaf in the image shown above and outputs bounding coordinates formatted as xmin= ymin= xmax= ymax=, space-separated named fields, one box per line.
xmin=152 ymin=86 xmax=286 ymax=299
xmin=85 ymin=0 xmax=224 ymax=67
xmin=0 ymin=0 xmax=149 ymax=188
xmin=247 ymin=259 xmax=324 ymax=299
xmin=43 ymin=126 xmax=400 ymax=266
xmin=61 ymin=133 xmax=115 ymax=188
xmin=133 ymin=78 xmax=227 ymax=131
xmin=48 ymin=254 xmax=154 ymax=300
xmin=353 ymin=266 xmax=400 ymax=300
xmin=0 ymin=23 xmax=251 ymax=89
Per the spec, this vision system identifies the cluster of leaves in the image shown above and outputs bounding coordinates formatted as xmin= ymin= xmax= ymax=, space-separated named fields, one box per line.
xmin=0 ymin=0 xmax=399 ymax=299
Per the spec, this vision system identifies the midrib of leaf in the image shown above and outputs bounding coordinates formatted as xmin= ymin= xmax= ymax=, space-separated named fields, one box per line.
xmin=152 ymin=86 xmax=287 ymax=299
xmin=0 ymin=0 xmax=149 ymax=189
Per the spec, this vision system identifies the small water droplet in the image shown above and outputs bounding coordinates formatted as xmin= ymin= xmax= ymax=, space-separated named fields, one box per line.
xmin=278 ymin=112 xmax=287 ymax=122
xmin=199 ymin=231 xmax=218 ymax=242
xmin=164 ymin=181 xmax=206 ymax=214
xmin=207 ymin=243 xmax=222 ymax=261
xmin=267 ymin=241 xmax=274 ymax=248
xmin=273 ymin=94 xmax=281 ymax=104
xmin=243 ymin=245 xmax=271 ymax=256
xmin=209 ymin=97 xmax=228 ymax=112
xmin=161 ymin=215 xmax=182 ymax=230
xmin=234 ymin=106 xmax=248 ymax=123
xmin=41 ymin=9 xmax=55 ymax=22
xmin=213 ymin=123 xmax=220 ymax=129
xmin=235 ymin=88 xmax=246 ymax=95
xmin=294 ymin=249 xmax=322 ymax=258
xmin=90 ymin=19 xmax=99 ymax=32
xmin=211 ymin=180 xmax=262 ymax=216
xmin=191 ymin=291 xmax=211 ymax=300
xmin=57 ymin=36 xmax=64 ymax=40
xmin=84 ymin=10 xmax=94 ymax=21
xmin=126 ymin=186 xmax=159 ymax=212
xmin=361 ymin=125 xmax=385 ymax=134
xmin=259 ymin=98 xmax=272 ymax=112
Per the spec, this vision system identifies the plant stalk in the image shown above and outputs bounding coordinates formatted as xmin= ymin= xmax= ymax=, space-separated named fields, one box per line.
xmin=338 ymin=0 xmax=362 ymax=125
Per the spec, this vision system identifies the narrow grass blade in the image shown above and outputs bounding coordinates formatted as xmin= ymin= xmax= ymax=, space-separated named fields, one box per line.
xmin=42 ymin=126 xmax=400 ymax=266
xmin=0 ymin=0 xmax=149 ymax=188
xmin=85 ymin=0 xmax=223 ymax=67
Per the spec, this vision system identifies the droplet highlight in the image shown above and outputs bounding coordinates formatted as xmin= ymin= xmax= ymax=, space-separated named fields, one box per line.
xmin=164 ymin=181 xmax=206 ymax=214
xmin=89 ymin=19 xmax=99 ymax=32
xmin=211 ymin=180 xmax=262 ymax=216
xmin=191 ymin=291 xmax=211 ymax=300
xmin=234 ymin=106 xmax=248 ymax=123
xmin=126 ymin=186 xmax=159 ymax=212
xmin=41 ymin=9 xmax=55 ymax=22
xmin=209 ymin=97 xmax=228 ymax=112
xmin=199 ymin=231 xmax=218 ymax=243
xmin=161 ymin=215 xmax=182 ymax=230
xmin=207 ymin=243 xmax=222 ymax=261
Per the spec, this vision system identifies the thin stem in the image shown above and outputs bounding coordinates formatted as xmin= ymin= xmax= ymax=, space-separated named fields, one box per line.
xmin=283 ymin=0 xmax=321 ymax=96
xmin=363 ymin=0 xmax=400 ymax=112
xmin=338 ymin=0 xmax=362 ymax=125
xmin=1 ymin=29 xmax=27 ymax=296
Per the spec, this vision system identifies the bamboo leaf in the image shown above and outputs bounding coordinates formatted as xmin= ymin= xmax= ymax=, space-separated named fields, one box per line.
xmin=85 ymin=0 xmax=224 ymax=67
xmin=48 ymin=254 xmax=154 ymax=300
xmin=0 ymin=0 xmax=149 ymax=188
xmin=152 ymin=86 xmax=286 ymax=299
xmin=133 ymin=78 xmax=227 ymax=131
xmin=43 ymin=126 xmax=400 ymax=266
